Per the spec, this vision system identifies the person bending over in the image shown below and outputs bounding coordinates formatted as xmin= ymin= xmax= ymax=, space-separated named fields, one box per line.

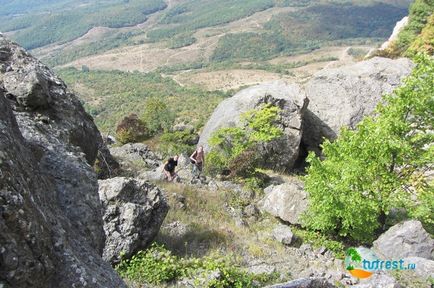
xmin=164 ymin=155 xmax=179 ymax=182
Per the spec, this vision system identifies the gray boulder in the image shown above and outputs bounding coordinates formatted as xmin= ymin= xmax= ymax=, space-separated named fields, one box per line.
xmin=373 ymin=220 xmax=434 ymax=260
xmin=303 ymin=57 xmax=413 ymax=152
xmin=402 ymin=257 xmax=434 ymax=279
xmin=265 ymin=278 xmax=335 ymax=288
xmin=0 ymin=35 xmax=125 ymax=287
xmin=272 ymin=224 xmax=295 ymax=245
xmin=259 ymin=180 xmax=308 ymax=225
xmin=110 ymin=143 xmax=161 ymax=175
xmin=99 ymin=177 xmax=169 ymax=264
xmin=199 ymin=81 xmax=308 ymax=171
xmin=352 ymin=273 xmax=401 ymax=288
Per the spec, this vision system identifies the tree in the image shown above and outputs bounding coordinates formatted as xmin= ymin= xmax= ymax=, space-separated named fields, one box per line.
xmin=116 ymin=114 xmax=150 ymax=144
xmin=141 ymin=98 xmax=175 ymax=136
xmin=303 ymin=55 xmax=434 ymax=242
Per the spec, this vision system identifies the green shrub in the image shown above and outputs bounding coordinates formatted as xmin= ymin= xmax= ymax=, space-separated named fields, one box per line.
xmin=116 ymin=244 xmax=182 ymax=284
xmin=158 ymin=130 xmax=198 ymax=156
xmin=115 ymin=114 xmax=150 ymax=144
xmin=303 ymin=55 xmax=434 ymax=243
xmin=393 ymin=0 xmax=434 ymax=56
xmin=141 ymin=97 xmax=176 ymax=135
xmin=292 ymin=227 xmax=345 ymax=258
xmin=207 ymin=104 xmax=283 ymax=177
xmin=116 ymin=243 xmax=278 ymax=287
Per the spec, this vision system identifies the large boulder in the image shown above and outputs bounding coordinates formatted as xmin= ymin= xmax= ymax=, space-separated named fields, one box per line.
xmin=199 ymin=81 xmax=308 ymax=171
xmin=110 ymin=143 xmax=161 ymax=175
xmin=303 ymin=57 xmax=413 ymax=152
xmin=98 ymin=177 xmax=169 ymax=264
xmin=0 ymin=35 xmax=125 ymax=287
xmin=259 ymin=180 xmax=308 ymax=225
xmin=402 ymin=257 xmax=434 ymax=279
xmin=373 ymin=220 xmax=434 ymax=260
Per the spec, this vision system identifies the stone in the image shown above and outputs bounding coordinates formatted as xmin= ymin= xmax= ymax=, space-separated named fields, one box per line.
xmin=272 ymin=224 xmax=295 ymax=246
xmin=110 ymin=143 xmax=161 ymax=175
xmin=199 ymin=81 xmax=308 ymax=171
xmin=265 ymin=278 xmax=336 ymax=288
xmin=303 ymin=57 xmax=414 ymax=153
xmin=0 ymin=35 xmax=125 ymax=287
xmin=352 ymin=272 xmax=401 ymax=288
xmin=401 ymin=257 xmax=434 ymax=279
xmin=259 ymin=180 xmax=308 ymax=225
xmin=373 ymin=220 xmax=434 ymax=260
xmin=98 ymin=177 xmax=169 ymax=264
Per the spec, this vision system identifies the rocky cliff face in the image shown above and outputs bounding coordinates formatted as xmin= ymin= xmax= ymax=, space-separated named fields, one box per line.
xmin=0 ymin=34 xmax=126 ymax=287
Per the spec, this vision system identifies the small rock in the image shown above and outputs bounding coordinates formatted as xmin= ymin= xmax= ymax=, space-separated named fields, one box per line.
xmin=272 ymin=224 xmax=295 ymax=246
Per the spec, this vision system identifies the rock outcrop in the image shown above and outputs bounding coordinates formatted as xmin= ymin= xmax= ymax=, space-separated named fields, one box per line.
xmin=303 ymin=57 xmax=413 ymax=152
xmin=199 ymin=81 xmax=308 ymax=171
xmin=373 ymin=220 xmax=434 ymax=260
xmin=110 ymin=143 xmax=161 ymax=176
xmin=0 ymin=35 xmax=125 ymax=287
xmin=259 ymin=180 xmax=308 ymax=225
xmin=98 ymin=177 xmax=169 ymax=264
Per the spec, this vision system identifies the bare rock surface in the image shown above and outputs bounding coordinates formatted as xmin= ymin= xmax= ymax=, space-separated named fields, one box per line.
xmin=98 ymin=177 xmax=169 ymax=264
xmin=0 ymin=35 xmax=125 ymax=287
xmin=259 ymin=180 xmax=308 ymax=225
xmin=373 ymin=220 xmax=434 ymax=260
xmin=199 ymin=81 xmax=308 ymax=171
xmin=302 ymin=57 xmax=413 ymax=152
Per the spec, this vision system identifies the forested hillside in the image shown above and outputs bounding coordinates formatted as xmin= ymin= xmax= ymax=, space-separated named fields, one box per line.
xmin=0 ymin=0 xmax=167 ymax=49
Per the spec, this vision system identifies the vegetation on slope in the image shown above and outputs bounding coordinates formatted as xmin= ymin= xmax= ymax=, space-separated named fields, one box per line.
xmin=146 ymin=0 xmax=311 ymax=42
xmin=212 ymin=3 xmax=408 ymax=62
xmin=407 ymin=13 xmax=434 ymax=55
xmin=387 ymin=0 xmax=434 ymax=56
xmin=0 ymin=0 xmax=166 ymax=49
xmin=58 ymin=68 xmax=228 ymax=134
xmin=303 ymin=55 xmax=434 ymax=242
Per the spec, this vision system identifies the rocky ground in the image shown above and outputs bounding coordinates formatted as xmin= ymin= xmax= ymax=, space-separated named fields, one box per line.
xmin=1 ymin=32 xmax=432 ymax=288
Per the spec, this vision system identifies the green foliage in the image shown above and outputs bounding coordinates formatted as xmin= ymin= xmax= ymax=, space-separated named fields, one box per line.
xmin=207 ymin=105 xmax=283 ymax=176
xmin=141 ymin=98 xmax=175 ymax=135
xmin=292 ymin=227 xmax=345 ymax=258
xmin=158 ymin=130 xmax=197 ymax=156
xmin=0 ymin=0 xmax=166 ymax=49
xmin=393 ymin=0 xmax=434 ymax=56
xmin=147 ymin=0 xmax=292 ymax=42
xmin=303 ymin=55 xmax=434 ymax=242
xmin=115 ymin=114 xmax=150 ymax=144
xmin=116 ymin=244 xmax=181 ymax=284
xmin=407 ymin=14 xmax=434 ymax=56
xmin=168 ymin=33 xmax=197 ymax=49
xmin=43 ymin=30 xmax=145 ymax=67
xmin=116 ymin=243 xmax=277 ymax=287
xmin=212 ymin=3 xmax=407 ymax=62
xmin=57 ymin=68 xmax=226 ymax=134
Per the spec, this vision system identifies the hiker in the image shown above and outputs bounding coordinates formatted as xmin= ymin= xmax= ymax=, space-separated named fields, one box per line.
xmin=190 ymin=145 xmax=205 ymax=178
xmin=164 ymin=155 xmax=179 ymax=182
